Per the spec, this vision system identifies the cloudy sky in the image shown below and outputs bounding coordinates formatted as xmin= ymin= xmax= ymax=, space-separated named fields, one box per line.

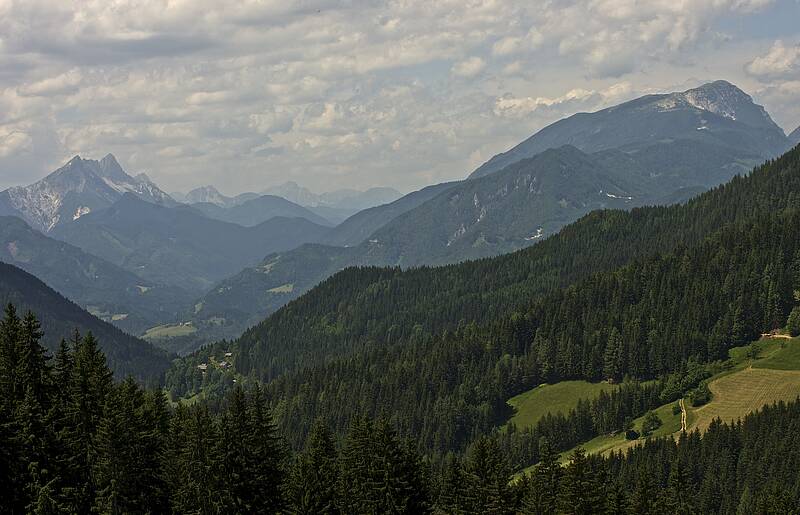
xmin=1 ymin=0 xmax=799 ymax=195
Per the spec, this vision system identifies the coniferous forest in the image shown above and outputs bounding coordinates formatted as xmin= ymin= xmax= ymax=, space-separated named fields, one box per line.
xmin=164 ymin=146 xmax=800 ymax=466
xmin=2 ymin=305 xmax=800 ymax=513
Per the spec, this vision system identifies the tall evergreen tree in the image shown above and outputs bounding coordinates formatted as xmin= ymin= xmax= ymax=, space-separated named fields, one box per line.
xmin=523 ymin=437 xmax=562 ymax=515
xmin=287 ymin=420 xmax=340 ymax=514
xmin=462 ymin=437 xmax=514 ymax=515
xmin=558 ymin=447 xmax=602 ymax=515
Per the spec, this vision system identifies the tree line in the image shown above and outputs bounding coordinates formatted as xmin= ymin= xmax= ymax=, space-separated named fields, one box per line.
xmin=162 ymin=148 xmax=800 ymax=462
xmin=4 ymin=305 xmax=799 ymax=513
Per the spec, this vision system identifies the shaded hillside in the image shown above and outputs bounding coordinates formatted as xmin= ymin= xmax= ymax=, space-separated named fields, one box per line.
xmin=0 ymin=215 xmax=191 ymax=334
xmin=190 ymin=194 xmax=331 ymax=227
xmin=52 ymin=194 xmax=332 ymax=292
xmin=0 ymin=262 xmax=170 ymax=383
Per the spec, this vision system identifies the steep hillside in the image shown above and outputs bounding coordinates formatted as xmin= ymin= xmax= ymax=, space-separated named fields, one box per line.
xmin=470 ymin=81 xmax=789 ymax=179
xmin=52 ymin=194 xmax=332 ymax=292
xmin=0 ymin=215 xmax=191 ymax=334
xmin=0 ymin=262 xmax=170 ymax=382
xmin=790 ymin=126 xmax=800 ymax=147
xmin=189 ymin=141 xmax=760 ymax=338
xmin=167 ymin=146 xmax=800 ymax=454
xmin=186 ymin=83 xmax=788 ymax=342
xmin=322 ymin=181 xmax=460 ymax=247
xmin=189 ymin=182 xmax=459 ymax=337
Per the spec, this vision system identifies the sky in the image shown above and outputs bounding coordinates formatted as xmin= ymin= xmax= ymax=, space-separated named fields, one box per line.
xmin=0 ymin=0 xmax=799 ymax=195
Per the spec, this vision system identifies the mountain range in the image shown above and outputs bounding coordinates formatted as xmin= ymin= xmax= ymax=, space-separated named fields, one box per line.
xmin=188 ymin=194 xmax=331 ymax=227
xmin=168 ymin=140 xmax=800 ymax=460
xmin=189 ymin=81 xmax=794 ymax=340
xmin=1 ymin=80 xmax=793 ymax=352
xmin=263 ymin=181 xmax=402 ymax=211
xmin=51 ymin=194 xmax=332 ymax=293
xmin=0 ymin=154 xmax=175 ymax=233
xmin=0 ymin=215 xmax=189 ymax=335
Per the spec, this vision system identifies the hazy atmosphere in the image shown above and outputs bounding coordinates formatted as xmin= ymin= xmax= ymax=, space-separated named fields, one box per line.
xmin=1 ymin=0 xmax=799 ymax=193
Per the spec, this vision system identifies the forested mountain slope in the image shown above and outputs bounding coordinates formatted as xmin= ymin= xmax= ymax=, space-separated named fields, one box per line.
xmin=0 ymin=262 xmax=170 ymax=382
xmin=188 ymin=84 xmax=789 ymax=342
xmin=0 ymin=215 xmax=190 ymax=334
xmin=168 ymin=145 xmax=800 ymax=455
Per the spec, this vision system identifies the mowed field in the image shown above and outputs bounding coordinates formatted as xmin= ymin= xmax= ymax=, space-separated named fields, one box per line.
xmin=506 ymin=380 xmax=616 ymax=430
xmin=515 ymin=336 xmax=800 ymax=474
xmin=687 ymin=337 xmax=800 ymax=432
xmin=143 ymin=322 xmax=197 ymax=340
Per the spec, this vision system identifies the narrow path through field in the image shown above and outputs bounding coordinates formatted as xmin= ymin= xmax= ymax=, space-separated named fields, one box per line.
xmin=679 ymin=398 xmax=687 ymax=432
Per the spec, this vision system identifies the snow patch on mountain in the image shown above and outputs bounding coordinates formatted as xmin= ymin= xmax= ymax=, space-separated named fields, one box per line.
xmin=1 ymin=154 xmax=174 ymax=232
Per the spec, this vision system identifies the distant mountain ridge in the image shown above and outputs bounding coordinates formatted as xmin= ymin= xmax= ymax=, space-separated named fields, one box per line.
xmin=52 ymin=194 xmax=332 ymax=293
xmin=0 ymin=154 xmax=175 ymax=233
xmin=263 ymin=181 xmax=402 ymax=211
xmin=469 ymin=80 xmax=788 ymax=179
xmin=0 ymin=215 xmax=190 ymax=334
xmin=189 ymin=194 xmax=332 ymax=227
xmin=187 ymin=81 xmax=793 ymax=342
xmin=183 ymin=185 xmax=260 ymax=208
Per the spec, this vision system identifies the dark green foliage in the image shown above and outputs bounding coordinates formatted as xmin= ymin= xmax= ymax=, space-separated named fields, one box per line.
xmin=5 ymin=304 xmax=800 ymax=513
xmin=689 ymin=383 xmax=712 ymax=407
xmin=0 ymin=262 xmax=171 ymax=382
xmin=286 ymin=420 xmax=340 ymax=514
xmin=169 ymin=146 xmax=800 ymax=466
xmin=337 ymin=417 xmax=431 ymax=514
xmin=458 ymin=437 xmax=514 ymax=515
xmin=641 ymin=411 xmax=663 ymax=436
xmin=557 ymin=447 xmax=603 ymax=515
xmin=787 ymin=306 xmax=800 ymax=336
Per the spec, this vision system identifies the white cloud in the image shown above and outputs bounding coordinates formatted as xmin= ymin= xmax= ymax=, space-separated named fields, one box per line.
xmin=0 ymin=0 xmax=794 ymax=193
xmin=746 ymin=40 xmax=800 ymax=79
xmin=451 ymin=56 xmax=486 ymax=78
xmin=17 ymin=69 xmax=82 ymax=97
xmin=0 ymin=128 xmax=32 ymax=157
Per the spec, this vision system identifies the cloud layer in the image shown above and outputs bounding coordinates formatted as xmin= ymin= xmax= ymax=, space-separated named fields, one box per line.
xmin=0 ymin=0 xmax=798 ymax=193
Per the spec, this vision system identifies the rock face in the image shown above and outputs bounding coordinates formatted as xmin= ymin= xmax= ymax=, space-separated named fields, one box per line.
xmin=469 ymin=80 xmax=790 ymax=180
xmin=0 ymin=154 xmax=175 ymax=232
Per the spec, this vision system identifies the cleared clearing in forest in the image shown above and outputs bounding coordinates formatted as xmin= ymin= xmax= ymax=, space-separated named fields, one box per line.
xmin=687 ymin=367 xmax=800 ymax=432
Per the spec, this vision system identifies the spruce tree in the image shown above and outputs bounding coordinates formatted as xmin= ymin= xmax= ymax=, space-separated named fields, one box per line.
xmin=462 ymin=436 xmax=514 ymax=515
xmin=287 ymin=420 xmax=340 ymax=514
xmin=61 ymin=332 xmax=113 ymax=513
xmin=558 ymin=447 xmax=602 ymax=515
xmin=523 ymin=437 xmax=561 ymax=515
